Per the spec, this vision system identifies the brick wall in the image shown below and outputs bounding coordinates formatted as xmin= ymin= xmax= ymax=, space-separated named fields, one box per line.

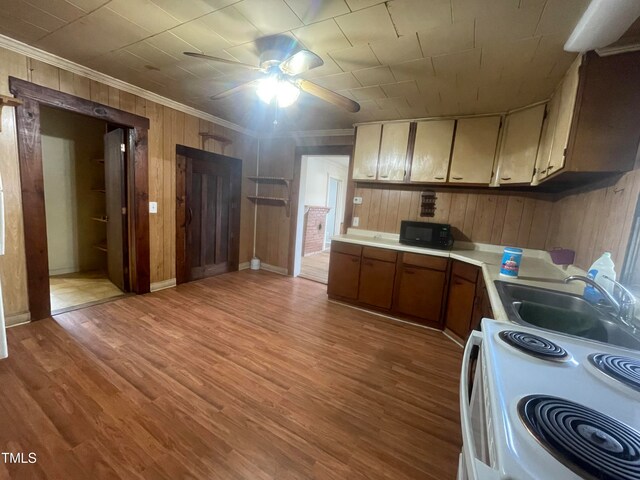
xmin=303 ymin=206 xmax=331 ymax=256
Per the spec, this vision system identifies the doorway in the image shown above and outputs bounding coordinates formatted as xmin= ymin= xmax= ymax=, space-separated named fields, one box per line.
xmin=176 ymin=145 xmax=242 ymax=284
xmin=41 ymin=107 xmax=130 ymax=313
xmin=294 ymin=155 xmax=349 ymax=284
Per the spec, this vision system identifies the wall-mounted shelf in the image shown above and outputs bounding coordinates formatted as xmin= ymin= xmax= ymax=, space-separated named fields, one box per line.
xmin=0 ymin=95 xmax=22 ymax=133
xmin=247 ymin=177 xmax=293 ymax=217
xmin=94 ymin=243 xmax=107 ymax=252
xmin=91 ymin=216 xmax=108 ymax=223
xmin=91 ymin=188 xmax=106 ymax=193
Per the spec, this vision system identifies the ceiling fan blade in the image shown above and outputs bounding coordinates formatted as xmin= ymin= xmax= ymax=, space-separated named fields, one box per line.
xmin=280 ymin=50 xmax=324 ymax=76
xmin=210 ymin=80 xmax=260 ymax=100
xmin=296 ymin=79 xmax=360 ymax=113
xmin=184 ymin=52 xmax=264 ymax=71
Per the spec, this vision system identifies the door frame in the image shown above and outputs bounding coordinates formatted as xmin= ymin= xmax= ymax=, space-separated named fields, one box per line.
xmin=175 ymin=144 xmax=242 ymax=285
xmin=324 ymin=175 xmax=342 ymax=245
xmin=9 ymin=77 xmax=151 ymax=320
xmin=289 ymin=145 xmax=353 ymax=276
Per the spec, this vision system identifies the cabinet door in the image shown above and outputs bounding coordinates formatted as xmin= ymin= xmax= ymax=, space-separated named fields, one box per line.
xmin=393 ymin=266 xmax=446 ymax=325
xmin=445 ymin=274 xmax=477 ymax=338
xmin=377 ymin=122 xmax=410 ymax=181
xmin=546 ymin=56 xmax=581 ymax=177
xmin=532 ymin=95 xmax=559 ymax=184
xmin=358 ymin=258 xmax=396 ymax=309
xmin=352 ymin=124 xmax=382 ymax=180
xmin=328 ymin=251 xmax=361 ymax=299
xmin=410 ymin=120 xmax=455 ymax=183
xmin=496 ymin=104 xmax=545 ymax=184
xmin=449 ymin=116 xmax=501 ymax=184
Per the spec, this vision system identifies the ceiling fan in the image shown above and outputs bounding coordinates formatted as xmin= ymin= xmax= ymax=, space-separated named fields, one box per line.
xmin=183 ymin=42 xmax=360 ymax=113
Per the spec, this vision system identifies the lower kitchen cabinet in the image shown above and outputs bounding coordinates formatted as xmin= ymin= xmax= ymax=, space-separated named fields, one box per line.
xmin=358 ymin=256 xmax=397 ymax=308
xmin=393 ymin=253 xmax=448 ymax=327
xmin=444 ymin=261 xmax=481 ymax=339
xmin=327 ymin=243 xmax=362 ymax=300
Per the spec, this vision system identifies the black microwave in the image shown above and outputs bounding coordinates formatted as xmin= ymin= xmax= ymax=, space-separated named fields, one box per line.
xmin=399 ymin=221 xmax=454 ymax=250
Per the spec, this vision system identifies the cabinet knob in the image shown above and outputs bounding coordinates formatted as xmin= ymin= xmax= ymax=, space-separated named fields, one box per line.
xmin=500 ymin=177 xmax=511 ymax=181
xmin=380 ymin=174 xmax=389 ymax=178
xmin=452 ymin=176 xmax=463 ymax=180
xmin=367 ymin=174 xmax=374 ymax=178
xmin=434 ymin=176 xmax=445 ymax=180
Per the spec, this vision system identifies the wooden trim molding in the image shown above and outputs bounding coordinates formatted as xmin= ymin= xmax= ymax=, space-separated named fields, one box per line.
xmin=9 ymin=77 xmax=151 ymax=320
xmin=150 ymin=279 xmax=177 ymax=292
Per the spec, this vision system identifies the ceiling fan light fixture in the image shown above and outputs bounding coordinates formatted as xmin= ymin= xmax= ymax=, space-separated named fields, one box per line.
xmin=256 ymin=77 xmax=300 ymax=108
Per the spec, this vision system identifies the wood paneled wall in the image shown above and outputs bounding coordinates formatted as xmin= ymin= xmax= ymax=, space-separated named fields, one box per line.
xmin=546 ymin=169 xmax=640 ymax=270
xmin=352 ymin=186 xmax=554 ymax=249
xmin=0 ymin=47 xmax=257 ymax=322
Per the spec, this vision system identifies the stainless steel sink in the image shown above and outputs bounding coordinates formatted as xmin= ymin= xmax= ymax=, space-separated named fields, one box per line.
xmin=494 ymin=280 xmax=640 ymax=351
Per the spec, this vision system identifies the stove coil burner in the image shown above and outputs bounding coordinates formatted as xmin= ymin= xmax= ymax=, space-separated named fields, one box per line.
xmin=499 ymin=330 xmax=569 ymax=361
xmin=519 ymin=395 xmax=640 ymax=480
xmin=589 ymin=353 xmax=640 ymax=393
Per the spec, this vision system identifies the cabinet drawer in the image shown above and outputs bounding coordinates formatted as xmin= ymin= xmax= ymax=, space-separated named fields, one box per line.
xmin=362 ymin=246 xmax=397 ymax=263
xmin=331 ymin=241 xmax=363 ymax=256
xmin=452 ymin=261 xmax=479 ymax=283
xmin=402 ymin=253 xmax=448 ymax=271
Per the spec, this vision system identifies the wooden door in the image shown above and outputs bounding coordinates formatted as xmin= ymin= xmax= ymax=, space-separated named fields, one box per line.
xmin=410 ymin=120 xmax=455 ymax=183
xmin=445 ymin=274 xmax=476 ymax=338
xmin=495 ymin=104 xmax=545 ymax=185
xmin=547 ymin=56 xmax=581 ymax=177
xmin=533 ymin=94 xmax=559 ymax=184
xmin=181 ymin=149 xmax=241 ymax=281
xmin=352 ymin=124 xmax=381 ymax=180
xmin=358 ymin=258 xmax=396 ymax=309
xmin=377 ymin=122 xmax=410 ymax=181
xmin=327 ymin=251 xmax=361 ymax=299
xmin=449 ymin=116 xmax=501 ymax=184
xmin=393 ymin=265 xmax=446 ymax=326
xmin=104 ymin=128 xmax=128 ymax=292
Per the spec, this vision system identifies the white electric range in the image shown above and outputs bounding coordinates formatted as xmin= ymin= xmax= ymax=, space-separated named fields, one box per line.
xmin=459 ymin=318 xmax=640 ymax=480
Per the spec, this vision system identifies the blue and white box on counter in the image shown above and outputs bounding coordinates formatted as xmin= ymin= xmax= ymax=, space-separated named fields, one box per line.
xmin=500 ymin=247 xmax=523 ymax=277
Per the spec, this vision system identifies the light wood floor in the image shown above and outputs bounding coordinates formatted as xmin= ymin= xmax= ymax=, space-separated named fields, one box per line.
xmin=300 ymin=251 xmax=330 ymax=284
xmin=1 ymin=270 xmax=463 ymax=480
xmin=50 ymin=271 xmax=124 ymax=312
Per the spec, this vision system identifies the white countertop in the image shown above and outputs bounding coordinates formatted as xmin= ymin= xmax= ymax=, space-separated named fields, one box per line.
xmin=332 ymin=229 xmax=586 ymax=322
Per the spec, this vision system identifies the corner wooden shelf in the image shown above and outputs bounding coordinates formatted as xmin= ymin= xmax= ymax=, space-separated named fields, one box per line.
xmin=247 ymin=177 xmax=293 ymax=217
xmin=94 ymin=243 xmax=107 ymax=252
xmin=0 ymin=95 xmax=22 ymax=132
xmin=91 ymin=216 xmax=108 ymax=223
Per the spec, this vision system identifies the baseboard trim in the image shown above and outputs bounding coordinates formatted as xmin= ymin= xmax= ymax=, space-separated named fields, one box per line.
xmin=239 ymin=262 xmax=251 ymax=270
xmin=150 ymin=278 xmax=176 ymax=292
xmin=6 ymin=312 xmax=31 ymax=327
xmin=49 ymin=267 xmax=79 ymax=276
xmin=260 ymin=263 xmax=289 ymax=275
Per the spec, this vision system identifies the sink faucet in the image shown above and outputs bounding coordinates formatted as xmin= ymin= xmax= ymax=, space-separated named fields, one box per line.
xmin=564 ymin=275 xmax=638 ymax=331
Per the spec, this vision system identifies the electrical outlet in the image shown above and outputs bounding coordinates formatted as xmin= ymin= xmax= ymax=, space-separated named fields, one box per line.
xmin=352 ymin=216 xmax=359 ymax=227
xmin=353 ymin=196 xmax=363 ymax=205
xmin=149 ymin=201 xmax=158 ymax=214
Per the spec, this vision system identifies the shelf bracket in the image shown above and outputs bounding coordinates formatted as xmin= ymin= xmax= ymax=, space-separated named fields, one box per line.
xmin=0 ymin=95 xmax=23 ymax=132
xmin=199 ymin=132 xmax=232 ymax=154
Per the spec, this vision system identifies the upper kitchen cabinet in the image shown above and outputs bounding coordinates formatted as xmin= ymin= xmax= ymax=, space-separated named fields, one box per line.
xmin=352 ymin=124 xmax=382 ymax=180
xmin=495 ymin=104 xmax=546 ymax=185
xmin=537 ymin=50 xmax=640 ymax=187
xmin=409 ymin=120 xmax=455 ymax=183
xmin=449 ymin=116 xmax=501 ymax=184
xmin=351 ymin=122 xmax=410 ymax=182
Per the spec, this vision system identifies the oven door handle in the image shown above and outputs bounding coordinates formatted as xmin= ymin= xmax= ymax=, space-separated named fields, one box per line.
xmin=460 ymin=330 xmax=498 ymax=480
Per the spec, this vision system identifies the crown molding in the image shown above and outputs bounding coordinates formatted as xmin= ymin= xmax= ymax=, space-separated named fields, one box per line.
xmin=0 ymin=34 xmax=258 ymax=137
xmin=595 ymin=43 xmax=640 ymax=57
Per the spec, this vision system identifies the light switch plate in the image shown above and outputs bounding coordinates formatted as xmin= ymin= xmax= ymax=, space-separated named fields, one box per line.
xmin=353 ymin=196 xmax=363 ymax=205
xmin=352 ymin=216 xmax=359 ymax=227
xmin=149 ymin=201 xmax=158 ymax=214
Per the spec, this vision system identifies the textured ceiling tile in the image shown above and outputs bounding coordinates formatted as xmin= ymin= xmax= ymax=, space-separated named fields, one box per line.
xmin=418 ymin=20 xmax=475 ymax=57
xmin=234 ymin=0 xmax=303 ymax=35
xmin=335 ymin=4 xmax=397 ymax=46
xmin=171 ymin=18 xmax=232 ymax=54
xmin=353 ymin=66 xmax=396 ymax=87
xmin=145 ymin=31 xmax=200 ymax=58
xmin=390 ymin=57 xmax=435 ymax=82
xmin=388 ymin=0 xmax=452 ymax=36
xmin=330 ymin=44 xmax=380 ymax=71
xmin=3 ymin=0 xmax=67 ymax=32
xmin=292 ymin=19 xmax=351 ymax=53
xmin=149 ymin=0 xmax=236 ymax=22
xmin=0 ymin=13 xmax=49 ymax=42
xmin=370 ymin=35 xmax=423 ymax=65
xmin=312 ymin=72 xmax=361 ymax=90
xmin=474 ymin=2 xmax=545 ymax=45
xmin=535 ymin=0 xmax=589 ymax=37
xmin=106 ymin=0 xmax=181 ymax=34
xmin=350 ymin=85 xmax=386 ymax=101
xmin=197 ymin=6 xmax=261 ymax=46
xmin=344 ymin=0 xmax=386 ymax=10
xmin=36 ymin=8 xmax=151 ymax=61
xmin=357 ymin=99 xmax=382 ymax=111
xmin=431 ymin=48 xmax=481 ymax=78
xmin=376 ymin=96 xmax=409 ymax=110
xmin=124 ymin=41 xmax=179 ymax=68
xmin=381 ymin=80 xmax=419 ymax=98
xmin=481 ymin=36 xmax=541 ymax=78
xmin=283 ymin=0 xmax=350 ymax=24
xmin=22 ymin=0 xmax=86 ymax=22
xmin=64 ymin=0 xmax=110 ymax=11
xmin=298 ymin=54 xmax=343 ymax=78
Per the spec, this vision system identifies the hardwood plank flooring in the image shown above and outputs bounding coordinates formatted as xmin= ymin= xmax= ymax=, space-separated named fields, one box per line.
xmin=1 ymin=270 xmax=463 ymax=479
xmin=299 ymin=252 xmax=330 ymax=284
